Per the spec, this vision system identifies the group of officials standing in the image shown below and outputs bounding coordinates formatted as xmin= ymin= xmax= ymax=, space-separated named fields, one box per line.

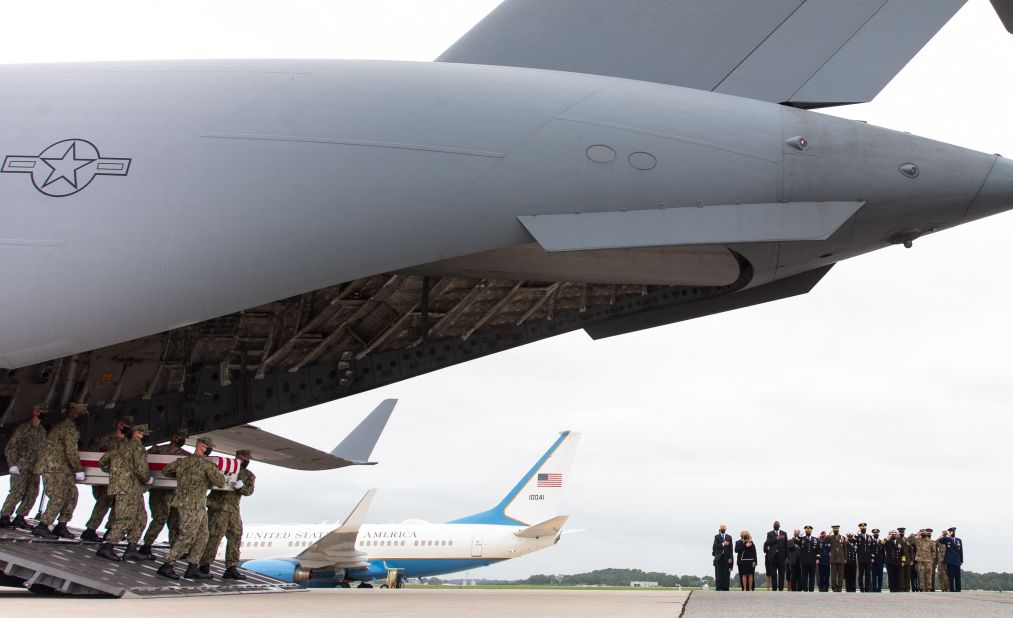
xmin=713 ymin=521 xmax=964 ymax=593
xmin=1 ymin=402 xmax=256 ymax=580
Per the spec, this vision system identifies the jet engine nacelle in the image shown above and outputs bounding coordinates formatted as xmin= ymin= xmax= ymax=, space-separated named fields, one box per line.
xmin=241 ymin=558 xmax=346 ymax=586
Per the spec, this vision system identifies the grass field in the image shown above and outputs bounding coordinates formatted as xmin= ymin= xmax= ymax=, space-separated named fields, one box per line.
xmin=407 ymin=584 xmax=703 ymax=591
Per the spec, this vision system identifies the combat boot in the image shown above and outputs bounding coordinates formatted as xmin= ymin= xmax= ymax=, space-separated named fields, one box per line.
xmin=222 ymin=566 xmax=246 ymax=580
xmin=96 ymin=542 xmax=122 ymax=562
xmin=184 ymin=563 xmax=212 ymax=579
xmin=122 ymin=542 xmax=147 ymax=561
xmin=32 ymin=524 xmax=58 ymax=539
xmin=138 ymin=543 xmax=152 ymax=556
xmin=12 ymin=515 xmax=33 ymax=531
xmin=157 ymin=562 xmax=180 ymax=580
xmin=0 ymin=515 xmax=10 ymax=528
xmin=52 ymin=522 xmax=76 ymax=539
xmin=80 ymin=527 xmax=100 ymax=542
xmin=199 ymin=565 xmax=211 ymax=577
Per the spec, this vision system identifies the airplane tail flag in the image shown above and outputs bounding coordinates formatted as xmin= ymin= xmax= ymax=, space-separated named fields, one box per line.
xmin=449 ymin=431 xmax=580 ymax=527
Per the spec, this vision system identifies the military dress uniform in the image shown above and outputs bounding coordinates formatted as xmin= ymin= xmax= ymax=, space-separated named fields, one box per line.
xmin=797 ymin=529 xmax=819 ymax=592
xmin=1 ymin=410 xmax=47 ymax=529
xmin=826 ymin=528 xmax=848 ymax=592
xmin=944 ymin=528 xmax=963 ymax=592
xmin=870 ymin=530 xmax=886 ymax=592
xmin=817 ymin=535 xmax=831 ymax=592
xmin=884 ymin=533 xmax=904 ymax=592
xmin=158 ymin=438 xmax=225 ymax=580
xmin=844 ymin=536 xmax=858 ymax=592
xmin=855 ymin=525 xmax=874 ymax=592
xmin=97 ymin=425 xmax=152 ymax=562
xmin=897 ymin=528 xmax=912 ymax=591
xmin=200 ymin=449 xmax=255 ymax=579
xmin=33 ymin=404 xmax=88 ymax=539
xmin=141 ymin=436 xmax=190 ymax=553
xmin=82 ymin=416 xmax=131 ymax=541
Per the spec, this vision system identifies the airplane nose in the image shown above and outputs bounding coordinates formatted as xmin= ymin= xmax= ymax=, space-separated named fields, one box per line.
xmin=965 ymin=156 xmax=1013 ymax=223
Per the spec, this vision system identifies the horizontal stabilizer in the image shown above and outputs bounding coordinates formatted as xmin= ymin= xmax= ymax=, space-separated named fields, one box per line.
xmin=514 ymin=515 xmax=569 ymax=539
xmin=192 ymin=398 xmax=396 ymax=470
xmin=519 ymin=202 xmax=864 ymax=253
xmin=439 ymin=1 xmax=966 ymax=107
xmin=297 ymin=489 xmax=377 ymax=569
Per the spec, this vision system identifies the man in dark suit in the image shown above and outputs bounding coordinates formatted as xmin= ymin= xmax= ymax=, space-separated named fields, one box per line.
xmin=712 ymin=524 xmax=733 ymax=591
xmin=763 ymin=520 xmax=788 ymax=591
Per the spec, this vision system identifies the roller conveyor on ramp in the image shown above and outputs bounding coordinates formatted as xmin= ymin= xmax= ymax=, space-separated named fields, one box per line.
xmin=0 ymin=522 xmax=303 ymax=598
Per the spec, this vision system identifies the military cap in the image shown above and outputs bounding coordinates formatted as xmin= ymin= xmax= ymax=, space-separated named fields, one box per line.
xmin=948 ymin=527 xmax=957 ymax=532
xmin=925 ymin=528 xmax=933 ymax=533
xmin=831 ymin=524 xmax=840 ymax=529
xmin=871 ymin=528 xmax=880 ymax=533
xmin=897 ymin=527 xmax=906 ymax=532
xmin=858 ymin=522 xmax=868 ymax=527
xmin=804 ymin=525 xmax=813 ymax=531
xmin=114 ymin=414 xmax=135 ymax=425
xmin=32 ymin=402 xmax=50 ymax=411
xmin=171 ymin=428 xmax=189 ymax=439
xmin=69 ymin=402 xmax=89 ymax=413
xmin=196 ymin=436 xmax=215 ymax=448
xmin=235 ymin=449 xmax=252 ymax=459
xmin=132 ymin=423 xmax=152 ymax=435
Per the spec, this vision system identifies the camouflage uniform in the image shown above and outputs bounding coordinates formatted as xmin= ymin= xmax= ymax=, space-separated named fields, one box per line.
xmin=35 ymin=417 xmax=83 ymax=525
xmin=2 ymin=420 xmax=46 ymax=518
xmin=201 ymin=466 xmax=255 ymax=567
xmin=936 ymin=536 xmax=950 ymax=592
xmin=142 ymin=442 xmax=190 ymax=546
xmin=100 ymin=438 xmax=151 ymax=545
xmin=904 ymin=533 xmax=918 ymax=591
xmin=85 ymin=429 xmax=126 ymax=531
xmin=914 ymin=534 xmax=938 ymax=591
xmin=162 ymin=454 xmax=225 ymax=565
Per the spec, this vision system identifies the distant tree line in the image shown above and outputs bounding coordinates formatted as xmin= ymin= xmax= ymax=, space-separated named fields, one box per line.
xmin=426 ymin=568 xmax=1013 ymax=591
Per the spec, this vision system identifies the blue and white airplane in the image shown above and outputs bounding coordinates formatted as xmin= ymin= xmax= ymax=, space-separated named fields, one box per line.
xmin=233 ymin=431 xmax=580 ymax=587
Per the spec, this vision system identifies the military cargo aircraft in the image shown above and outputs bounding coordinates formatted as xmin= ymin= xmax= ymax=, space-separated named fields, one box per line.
xmin=2 ymin=1 xmax=1012 ymax=452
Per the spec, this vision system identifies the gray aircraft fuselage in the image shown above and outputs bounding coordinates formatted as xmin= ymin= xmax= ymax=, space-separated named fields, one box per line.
xmin=0 ymin=59 xmax=1010 ymax=439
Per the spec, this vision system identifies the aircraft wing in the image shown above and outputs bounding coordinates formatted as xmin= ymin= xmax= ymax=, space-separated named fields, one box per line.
xmin=191 ymin=399 xmax=397 ymax=471
xmin=439 ymin=0 xmax=973 ymax=108
xmin=296 ymin=489 xmax=376 ymax=570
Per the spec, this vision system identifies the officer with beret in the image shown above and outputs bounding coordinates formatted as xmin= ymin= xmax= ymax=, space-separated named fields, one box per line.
xmin=199 ymin=448 xmax=255 ymax=579
xmin=943 ymin=526 xmax=963 ymax=592
xmin=1 ymin=403 xmax=48 ymax=530
xmin=157 ymin=437 xmax=225 ymax=580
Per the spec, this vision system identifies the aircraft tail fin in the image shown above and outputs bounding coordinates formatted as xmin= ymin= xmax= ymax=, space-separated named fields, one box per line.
xmin=330 ymin=399 xmax=397 ymax=464
xmin=449 ymin=431 xmax=580 ymax=526
xmin=993 ymin=0 xmax=1013 ymax=33
xmin=514 ymin=515 xmax=569 ymax=539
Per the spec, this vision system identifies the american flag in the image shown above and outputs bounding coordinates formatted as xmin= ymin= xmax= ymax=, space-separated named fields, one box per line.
xmin=537 ymin=473 xmax=562 ymax=487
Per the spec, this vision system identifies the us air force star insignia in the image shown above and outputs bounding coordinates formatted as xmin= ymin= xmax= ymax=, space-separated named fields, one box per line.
xmin=1 ymin=139 xmax=130 ymax=197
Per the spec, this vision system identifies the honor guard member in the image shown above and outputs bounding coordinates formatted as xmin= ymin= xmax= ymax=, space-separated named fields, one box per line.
xmin=826 ymin=525 xmax=848 ymax=592
xmin=96 ymin=424 xmax=153 ymax=562
xmin=844 ymin=533 xmax=858 ymax=592
xmin=1 ymin=403 xmax=48 ymax=530
xmin=944 ymin=526 xmax=963 ymax=592
xmin=884 ymin=530 xmax=904 ymax=592
xmin=914 ymin=528 xmax=937 ymax=591
xmin=896 ymin=527 xmax=912 ymax=591
xmin=33 ymin=403 xmax=89 ymax=539
xmin=139 ymin=428 xmax=190 ymax=556
xmin=797 ymin=526 xmax=819 ymax=592
xmin=80 ymin=415 xmax=133 ymax=542
xmin=763 ymin=521 xmax=789 ymax=591
xmin=817 ymin=531 xmax=831 ymax=592
xmin=855 ymin=523 xmax=874 ymax=592
xmin=935 ymin=530 xmax=950 ymax=592
xmin=157 ymin=437 xmax=225 ymax=580
xmin=870 ymin=528 xmax=886 ymax=592
xmin=200 ymin=448 xmax=255 ymax=579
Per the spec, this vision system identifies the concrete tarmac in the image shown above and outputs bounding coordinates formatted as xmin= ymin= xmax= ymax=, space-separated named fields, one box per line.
xmin=3 ymin=588 xmax=1013 ymax=617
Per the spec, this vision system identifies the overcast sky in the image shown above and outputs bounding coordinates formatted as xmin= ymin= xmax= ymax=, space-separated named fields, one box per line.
xmin=2 ymin=1 xmax=1011 ymax=580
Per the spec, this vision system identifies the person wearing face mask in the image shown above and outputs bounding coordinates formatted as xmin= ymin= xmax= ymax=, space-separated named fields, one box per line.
xmin=32 ymin=403 xmax=89 ymax=539
xmin=884 ymin=530 xmax=904 ymax=592
xmin=139 ymin=428 xmax=190 ymax=556
xmin=826 ymin=525 xmax=848 ymax=592
xmin=712 ymin=524 xmax=733 ymax=591
xmin=199 ymin=449 xmax=256 ymax=580
xmin=157 ymin=437 xmax=225 ymax=580
xmin=763 ymin=521 xmax=788 ymax=591
xmin=913 ymin=528 xmax=938 ymax=591
xmin=844 ymin=534 xmax=858 ymax=592
xmin=796 ymin=525 xmax=819 ymax=592
xmin=817 ymin=531 xmax=831 ymax=592
xmin=80 ymin=415 xmax=134 ymax=543
xmin=870 ymin=528 xmax=886 ymax=592
xmin=734 ymin=531 xmax=757 ymax=591
xmin=1 ymin=403 xmax=48 ymax=530
xmin=96 ymin=423 xmax=153 ymax=562
xmin=786 ymin=530 xmax=801 ymax=591
xmin=855 ymin=522 xmax=874 ymax=592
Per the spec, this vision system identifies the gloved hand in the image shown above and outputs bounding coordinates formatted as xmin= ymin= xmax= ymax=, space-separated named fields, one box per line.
xmin=74 ymin=471 xmax=86 ymax=482
xmin=8 ymin=465 xmax=19 ymax=475
xmin=233 ymin=480 xmax=244 ymax=490
xmin=147 ymin=477 xmax=155 ymax=485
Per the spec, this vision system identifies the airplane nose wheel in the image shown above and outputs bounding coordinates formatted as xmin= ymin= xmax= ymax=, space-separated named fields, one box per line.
xmin=357 ymin=582 xmax=373 ymax=588
xmin=337 ymin=581 xmax=351 ymax=588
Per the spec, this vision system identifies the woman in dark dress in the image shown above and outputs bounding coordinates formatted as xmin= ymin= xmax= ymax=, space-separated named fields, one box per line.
xmin=735 ymin=531 xmax=758 ymax=591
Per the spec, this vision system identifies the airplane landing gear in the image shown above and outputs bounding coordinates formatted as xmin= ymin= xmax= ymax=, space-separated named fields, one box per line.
xmin=357 ymin=582 xmax=373 ymax=589
xmin=337 ymin=581 xmax=351 ymax=588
